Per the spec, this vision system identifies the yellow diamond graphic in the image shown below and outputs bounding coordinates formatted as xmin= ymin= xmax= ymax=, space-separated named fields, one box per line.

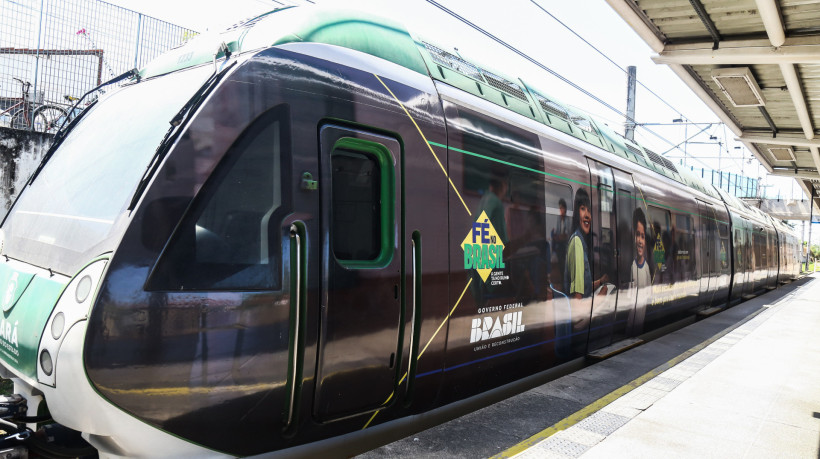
xmin=462 ymin=211 xmax=505 ymax=283
xmin=653 ymin=238 xmax=665 ymax=271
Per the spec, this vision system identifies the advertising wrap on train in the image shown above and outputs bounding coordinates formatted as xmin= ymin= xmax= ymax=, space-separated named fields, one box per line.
xmin=0 ymin=262 xmax=66 ymax=378
xmin=463 ymin=211 xmax=506 ymax=282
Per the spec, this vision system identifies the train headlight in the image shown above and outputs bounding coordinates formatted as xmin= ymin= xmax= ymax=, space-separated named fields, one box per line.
xmin=38 ymin=258 xmax=108 ymax=387
xmin=75 ymin=276 xmax=92 ymax=303
xmin=39 ymin=350 xmax=53 ymax=376
xmin=50 ymin=312 xmax=65 ymax=340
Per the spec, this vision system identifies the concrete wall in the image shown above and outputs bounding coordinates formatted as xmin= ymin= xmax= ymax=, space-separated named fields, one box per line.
xmin=0 ymin=127 xmax=52 ymax=216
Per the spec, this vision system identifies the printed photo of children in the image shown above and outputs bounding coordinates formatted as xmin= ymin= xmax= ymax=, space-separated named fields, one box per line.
xmin=627 ymin=207 xmax=652 ymax=336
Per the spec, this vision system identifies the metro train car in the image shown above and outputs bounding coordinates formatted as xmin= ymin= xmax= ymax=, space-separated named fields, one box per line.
xmin=0 ymin=5 xmax=802 ymax=458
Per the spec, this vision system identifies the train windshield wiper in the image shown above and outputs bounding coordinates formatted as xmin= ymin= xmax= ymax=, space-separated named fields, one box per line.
xmin=127 ymin=61 xmax=237 ymax=211
xmin=28 ymin=69 xmax=140 ymax=185
xmin=55 ymin=68 xmax=140 ymax=136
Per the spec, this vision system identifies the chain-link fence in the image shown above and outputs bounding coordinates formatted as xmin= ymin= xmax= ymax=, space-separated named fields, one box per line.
xmin=0 ymin=0 xmax=196 ymax=131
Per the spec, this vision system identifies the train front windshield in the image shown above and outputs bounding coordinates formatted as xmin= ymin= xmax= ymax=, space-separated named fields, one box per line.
xmin=2 ymin=65 xmax=214 ymax=276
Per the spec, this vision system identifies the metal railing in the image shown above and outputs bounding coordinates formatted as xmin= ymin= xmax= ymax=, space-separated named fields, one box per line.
xmin=686 ymin=165 xmax=759 ymax=199
xmin=0 ymin=0 xmax=196 ymax=131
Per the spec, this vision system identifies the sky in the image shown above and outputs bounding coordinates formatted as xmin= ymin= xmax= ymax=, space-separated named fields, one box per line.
xmin=103 ymin=0 xmax=804 ymax=203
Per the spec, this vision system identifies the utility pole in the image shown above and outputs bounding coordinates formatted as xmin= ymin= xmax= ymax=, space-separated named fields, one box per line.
xmin=625 ymin=66 xmax=636 ymax=142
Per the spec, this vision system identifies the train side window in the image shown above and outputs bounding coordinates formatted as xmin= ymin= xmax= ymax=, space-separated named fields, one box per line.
xmin=330 ymin=138 xmax=394 ymax=267
xmin=718 ymin=222 xmax=729 ymax=239
xmin=148 ymin=108 xmax=288 ymax=291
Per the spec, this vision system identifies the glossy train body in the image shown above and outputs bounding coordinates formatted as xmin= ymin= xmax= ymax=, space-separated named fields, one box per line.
xmin=0 ymin=6 xmax=801 ymax=457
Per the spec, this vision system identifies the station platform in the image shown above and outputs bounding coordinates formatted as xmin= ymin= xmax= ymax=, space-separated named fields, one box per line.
xmin=360 ymin=274 xmax=820 ymax=458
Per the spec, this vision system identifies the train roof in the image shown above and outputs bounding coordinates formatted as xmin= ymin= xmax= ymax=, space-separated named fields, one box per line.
xmin=714 ymin=186 xmax=774 ymax=227
xmin=140 ymin=7 xmax=427 ymax=80
xmin=142 ymin=5 xmax=720 ymax=201
xmin=771 ymin=218 xmax=798 ymax=237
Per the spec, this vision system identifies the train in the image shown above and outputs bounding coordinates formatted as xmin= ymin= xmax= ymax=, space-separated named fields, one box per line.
xmin=0 ymin=5 xmax=802 ymax=458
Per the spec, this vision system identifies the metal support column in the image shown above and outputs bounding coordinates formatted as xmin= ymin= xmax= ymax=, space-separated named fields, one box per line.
xmin=808 ymin=188 xmax=814 ymax=271
xmin=625 ymin=66 xmax=637 ymax=142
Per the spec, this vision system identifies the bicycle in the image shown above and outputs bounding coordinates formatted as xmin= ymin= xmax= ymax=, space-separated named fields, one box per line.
xmin=0 ymin=78 xmax=69 ymax=133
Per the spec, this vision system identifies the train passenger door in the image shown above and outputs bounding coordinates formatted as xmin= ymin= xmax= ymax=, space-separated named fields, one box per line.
xmin=586 ymin=160 xmax=619 ymax=350
xmin=731 ymin=225 xmax=745 ymax=304
xmin=698 ymin=201 xmax=716 ymax=306
xmin=611 ymin=170 xmax=639 ymax=341
xmin=314 ymin=125 xmax=403 ymax=422
xmin=767 ymin=230 xmax=777 ymax=289
xmin=735 ymin=225 xmax=752 ymax=299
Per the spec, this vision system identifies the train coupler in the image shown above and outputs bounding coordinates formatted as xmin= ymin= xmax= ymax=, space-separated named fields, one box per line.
xmin=0 ymin=396 xmax=26 ymax=420
xmin=0 ymin=429 xmax=32 ymax=458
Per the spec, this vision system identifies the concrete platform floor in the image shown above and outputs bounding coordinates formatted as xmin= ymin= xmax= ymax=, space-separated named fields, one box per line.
xmin=360 ymin=274 xmax=820 ymax=459
xmin=526 ymin=273 xmax=820 ymax=459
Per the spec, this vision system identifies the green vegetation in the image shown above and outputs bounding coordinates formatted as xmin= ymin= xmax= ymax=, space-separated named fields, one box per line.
xmin=0 ymin=378 xmax=12 ymax=395
xmin=803 ymin=244 xmax=820 ymax=272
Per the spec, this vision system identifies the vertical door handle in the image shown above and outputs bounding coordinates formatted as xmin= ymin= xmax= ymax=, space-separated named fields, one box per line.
xmin=405 ymin=231 xmax=422 ymax=404
xmin=284 ymin=222 xmax=306 ymax=433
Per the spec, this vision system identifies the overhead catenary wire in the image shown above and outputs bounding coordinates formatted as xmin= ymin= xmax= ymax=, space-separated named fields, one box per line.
xmin=423 ymin=0 xmax=699 ymax=161
xmin=529 ymin=0 xmax=694 ymax=123
xmin=633 ymin=129 xmax=714 ymax=171
xmin=424 ymin=1 xmax=625 ymax=121
xmin=529 ymin=0 xmax=763 ymax=181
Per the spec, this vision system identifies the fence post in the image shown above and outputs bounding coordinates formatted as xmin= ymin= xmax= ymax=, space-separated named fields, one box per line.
xmin=134 ymin=14 xmax=142 ymax=70
xmin=31 ymin=0 xmax=46 ymax=130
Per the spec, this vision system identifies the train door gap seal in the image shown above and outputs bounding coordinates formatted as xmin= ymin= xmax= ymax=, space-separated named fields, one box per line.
xmin=696 ymin=306 xmax=724 ymax=320
xmin=586 ymin=338 xmax=644 ymax=361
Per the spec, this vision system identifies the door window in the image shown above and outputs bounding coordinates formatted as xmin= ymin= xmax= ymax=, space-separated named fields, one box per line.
xmin=330 ymin=138 xmax=395 ymax=267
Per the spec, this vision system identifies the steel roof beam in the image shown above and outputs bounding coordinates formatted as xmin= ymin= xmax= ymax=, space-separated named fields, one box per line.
xmin=607 ymin=0 xmax=817 ymax=197
xmin=798 ymin=180 xmax=814 ymax=207
xmin=754 ymin=0 xmax=820 ymax=182
xmin=604 ymin=0 xmax=665 ymax=53
xmin=666 ymin=64 xmax=743 ymax=135
xmin=759 ymin=107 xmax=778 ymax=137
xmin=812 ymin=147 xmax=820 ymax=179
xmin=688 ymin=0 xmax=721 ymax=49
xmin=652 ymin=42 xmax=820 ymax=65
xmin=768 ymin=169 xmax=820 ymax=180
xmin=740 ymin=138 xmax=775 ymax=173
xmin=755 ymin=0 xmax=786 ymax=47
xmin=780 ymin=64 xmax=815 ymax=140
xmin=736 ymin=135 xmax=820 ymax=148
xmin=663 ymin=35 xmax=820 ymax=50
xmin=666 ymin=62 xmax=777 ymax=171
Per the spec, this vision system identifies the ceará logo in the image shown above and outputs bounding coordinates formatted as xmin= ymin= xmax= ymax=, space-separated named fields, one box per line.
xmin=2 ymin=272 xmax=18 ymax=312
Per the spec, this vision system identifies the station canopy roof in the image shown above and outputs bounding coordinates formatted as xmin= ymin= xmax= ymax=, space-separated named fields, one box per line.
xmin=606 ymin=0 xmax=820 ymax=207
